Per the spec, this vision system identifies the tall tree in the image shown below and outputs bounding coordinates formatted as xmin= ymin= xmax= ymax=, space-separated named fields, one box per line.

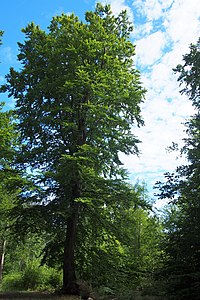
xmin=1 ymin=4 xmax=146 ymax=294
xmin=157 ymin=38 xmax=200 ymax=299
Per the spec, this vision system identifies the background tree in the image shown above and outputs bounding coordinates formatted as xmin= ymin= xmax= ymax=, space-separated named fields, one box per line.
xmin=0 ymin=103 xmax=22 ymax=282
xmin=75 ymin=183 xmax=163 ymax=291
xmin=157 ymin=37 xmax=200 ymax=300
xmin=0 ymin=32 xmax=19 ymax=282
xmin=0 ymin=30 xmax=45 ymax=287
xmin=1 ymin=3 xmax=146 ymax=294
xmin=1 ymin=234 xmax=62 ymax=292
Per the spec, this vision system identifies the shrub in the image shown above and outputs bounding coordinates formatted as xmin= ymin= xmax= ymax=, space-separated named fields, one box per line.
xmin=46 ymin=269 xmax=62 ymax=289
xmin=1 ymin=266 xmax=62 ymax=291
xmin=21 ymin=265 xmax=42 ymax=290
xmin=1 ymin=273 xmax=24 ymax=291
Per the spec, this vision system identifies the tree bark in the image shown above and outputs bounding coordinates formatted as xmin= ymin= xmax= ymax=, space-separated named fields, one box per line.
xmin=62 ymin=98 xmax=87 ymax=295
xmin=62 ymin=204 xmax=79 ymax=294
xmin=0 ymin=240 xmax=6 ymax=282
xmin=62 ymin=179 xmax=80 ymax=295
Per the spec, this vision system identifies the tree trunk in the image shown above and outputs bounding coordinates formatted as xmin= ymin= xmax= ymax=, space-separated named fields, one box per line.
xmin=62 ymin=179 xmax=80 ymax=294
xmin=62 ymin=206 xmax=79 ymax=294
xmin=0 ymin=240 xmax=6 ymax=282
xmin=62 ymin=105 xmax=87 ymax=295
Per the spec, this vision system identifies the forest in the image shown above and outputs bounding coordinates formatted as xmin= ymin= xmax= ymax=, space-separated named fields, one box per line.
xmin=0 ymin=3 xmax=200 ymax=300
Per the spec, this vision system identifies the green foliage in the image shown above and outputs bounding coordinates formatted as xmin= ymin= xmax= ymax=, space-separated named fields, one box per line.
xmin=2 ymin=4 xmax=145 ymax=175
xmin=157 ymin=37 xmax=200 ymax=299
xmin=1 ymin=273 xmax=23 ymax=291
xmin=174 ymin=37 xmax=200 ymax=109
xmin=3 ymin=236 xmax=44 ymax=274
xmin=1 ymin=235 xmax=62 ymax=291
xmin=21 ymin=265 xmax=42 ymax=290
xmin=1 ymin=266 xmax=62 ymax=292
xmin=0 ymin=103 xmax=27 ymax=283
xmin=75 ymin=188 xmax=164 ymax=293
xmin=21 ymin=264 xmax=62 ymax=291
xmin=0 ymin=103 xmax=18 ymax=167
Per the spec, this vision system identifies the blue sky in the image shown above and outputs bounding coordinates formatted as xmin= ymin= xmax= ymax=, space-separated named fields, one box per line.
xmin=1 ymin=0 xmax=200 ymax=205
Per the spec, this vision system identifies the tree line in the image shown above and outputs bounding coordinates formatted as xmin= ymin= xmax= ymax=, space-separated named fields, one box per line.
xmin=0 ymin=4 xmax=200 ymax=300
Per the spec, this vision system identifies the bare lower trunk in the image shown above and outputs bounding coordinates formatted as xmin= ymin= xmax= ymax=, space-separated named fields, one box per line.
xmin=62 ymin=117 xmax=86 ymax=295
xmin=0 ymin=240 xmax=6 ymax=282
xmin=62 ymin=202 xmax=79 ymax=295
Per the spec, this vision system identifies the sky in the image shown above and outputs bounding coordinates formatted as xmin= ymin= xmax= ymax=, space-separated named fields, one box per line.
xmin=0 ymin=0 xmax=200 ymax=205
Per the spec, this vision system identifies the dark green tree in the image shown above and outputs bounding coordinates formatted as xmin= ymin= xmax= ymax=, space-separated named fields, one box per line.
xmin=0 ymin=31 xmax=16 ymax=282
xmin=0 ymin=30 xmax=30 ymax=285
xmin=157 ymin=38 xmax=200 ymax=299
xmin=0 ymin=103 xmax=22 ymax=282
xmin=1 ymin=4 xmax=146 ymax=294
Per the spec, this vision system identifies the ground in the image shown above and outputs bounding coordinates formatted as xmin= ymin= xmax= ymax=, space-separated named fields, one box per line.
xmin=0 ymin=291 xmax=169 ymax=300
xmin=0 ymin=292 xmax=79 ymax=300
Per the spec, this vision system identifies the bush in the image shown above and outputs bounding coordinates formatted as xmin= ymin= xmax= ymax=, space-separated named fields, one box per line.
xmin=1 ymin=273 xmax=24 ymax=291
xmin=1 ymin=266 xmax=62 ymax=292
xmin=46 ymin=269 xmax=62 ymax=289
xmin=21 ymin=265 xmax=42 ymax=290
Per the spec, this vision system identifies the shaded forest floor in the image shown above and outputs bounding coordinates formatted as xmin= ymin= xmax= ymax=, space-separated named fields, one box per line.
xmin=0 ymin=291 xmax=169 ymax=300
xmin=0 ymin=292 xmax=79 ymax=300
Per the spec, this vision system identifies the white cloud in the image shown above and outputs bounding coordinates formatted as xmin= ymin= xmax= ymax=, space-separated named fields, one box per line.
xmin=134 ymin=21 xmax=154 ymax=37
xmin=164 ymin=0 xmax=200 ymax=45
xmin=133 ymin=0 xmax=200 ymax=67
xmin=133 ymin=0 xmax=173 ymax=21
xmin=120 ymin=0 xmax=199 ymax=198
xmin=135 ymin=31 xmax=167 ymax=65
